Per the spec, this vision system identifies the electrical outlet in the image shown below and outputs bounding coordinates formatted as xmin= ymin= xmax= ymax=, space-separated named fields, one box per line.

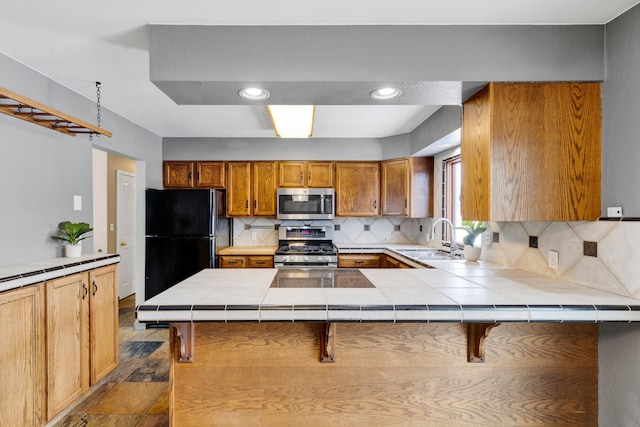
xmin=251 ymin=231 xmax=257 ymax=240
xmin=607 ymin=206 xmax=623 ymax=217
xmin=386 ymin=232 xmax=392 ymax=240
xmin=548 ymin=250 xmax=559 ymax=270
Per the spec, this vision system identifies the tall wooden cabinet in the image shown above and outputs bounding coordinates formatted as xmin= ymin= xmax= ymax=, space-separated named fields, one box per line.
xmin=335 ymin=162 xmax=380 ymax=217
xmin=462 ymin=82 xmax=601 ymax=222
xmin=0 ymin=284 xmax=45 ymax=427
xmin=163 ymin=161 xmax=225 ymax=189
xmin=381 ymin=157 xmax=433 ymax=218
xmin=46 ymin=265 xmax=118 ymax=420
xmin=279 ymin=161 xmax=334 ymax=187
xmin=226 ymin=161 xmax=278 ymax=216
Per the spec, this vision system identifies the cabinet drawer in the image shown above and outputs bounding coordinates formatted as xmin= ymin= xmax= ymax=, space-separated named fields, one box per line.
xmin=220 ymin=256 xmax=247 ymax=268
xmin=338 ymin=254 xmax=381 ymax=268
xmin=248 ymin=256 xmax=274 ymax=268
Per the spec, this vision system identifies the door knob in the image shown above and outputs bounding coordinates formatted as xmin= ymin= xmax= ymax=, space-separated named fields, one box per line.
xmin=120 ymin=241 xmax=127 ymax=246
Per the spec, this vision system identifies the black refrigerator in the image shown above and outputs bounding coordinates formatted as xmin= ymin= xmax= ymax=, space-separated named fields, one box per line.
xmin=145 ymin=189 xmax=230 ymax=300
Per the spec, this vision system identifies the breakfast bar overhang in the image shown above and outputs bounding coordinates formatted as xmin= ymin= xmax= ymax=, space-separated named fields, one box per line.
xmin=137 ymin=264 xmax=640 ymax=426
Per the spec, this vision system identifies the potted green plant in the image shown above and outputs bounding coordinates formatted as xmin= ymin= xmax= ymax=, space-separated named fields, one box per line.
xmin=51 ymin=221 xmax=93 ymax=258
xmin=456 ymin=220 xmax=486 ymax=262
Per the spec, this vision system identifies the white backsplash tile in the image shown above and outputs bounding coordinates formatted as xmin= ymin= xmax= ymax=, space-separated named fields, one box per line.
xmin=231 ymin=217 xmax=640 ymax=300
xmin=488 ymin=220 xmax=640 ymax=299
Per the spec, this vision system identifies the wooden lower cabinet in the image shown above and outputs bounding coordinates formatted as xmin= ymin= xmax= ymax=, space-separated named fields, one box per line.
xmin=0 ymin=284 xmax=46 ymax=427
xmin=221 ymin=255 xmax=273 ymax=268
xmin=46 ymin=264 xmax=119 ymax=421
xmin=383 ymin=255 xmax=412 ymax=268
xmin=338 ymin=254 xmax=381 ymax=268
xmin=89 ymin=265 xmax=119 ymax=383
xmin=46 ymin=273 xmax=90 ymax=419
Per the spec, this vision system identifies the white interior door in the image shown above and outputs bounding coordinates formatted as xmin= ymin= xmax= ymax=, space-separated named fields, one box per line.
xmin=116 ymin=170 xmax=136 ymax=299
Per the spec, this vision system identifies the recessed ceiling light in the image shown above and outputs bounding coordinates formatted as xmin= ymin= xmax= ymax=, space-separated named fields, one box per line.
xmin=370 ymin=87 xmax=401 ymax=100
xmin=239 ymin=87 xmax=270 ymax=101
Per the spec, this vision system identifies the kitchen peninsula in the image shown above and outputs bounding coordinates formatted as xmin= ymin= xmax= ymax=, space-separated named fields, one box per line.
xmin=138 ymin=257 xmax=640 ymax=426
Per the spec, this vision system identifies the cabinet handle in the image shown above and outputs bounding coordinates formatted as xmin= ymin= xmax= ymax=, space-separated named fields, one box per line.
xmin=245 ymin=200 xmax=249 ymax=209
xmin=308 ymin=172 xmax=312 ymax=183
xmin=82 ymin=283 xmax=88 ymax=300
xmin=300 ymin=172 xmax=304 ymax=185
xmin=255 ymin=261 xmax=265 ymax=265
xmin=404 ymin=199 xmax=407 ymax=208
xmin=254 ymin=200 xmax=257 ymax=209
xmin=374 ymin=200 xmax=377 ymax=209
xmin=229 ymin=261 xmax=238 ymax=265
xmin=92 ymin=280 xmax=97 ymax=296
xmin=188 ymin=171 xmax=192 ymax=183
xmin=196 ymin=170 xmax=200 ymax=182
xmin=355 ymin=260 xmax=364 ymax=264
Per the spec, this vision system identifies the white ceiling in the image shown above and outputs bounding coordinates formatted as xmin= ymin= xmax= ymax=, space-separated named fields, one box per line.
xmin=1 ymin=0 xmax=638 ymax=139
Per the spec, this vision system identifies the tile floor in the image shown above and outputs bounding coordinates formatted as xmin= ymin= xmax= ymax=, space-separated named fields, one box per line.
xmin=51 ymin=296 xmax=170 ymax=427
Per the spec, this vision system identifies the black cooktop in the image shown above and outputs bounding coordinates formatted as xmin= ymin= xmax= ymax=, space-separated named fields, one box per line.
xmin=270 ymin=269 xmax=375 ymax=288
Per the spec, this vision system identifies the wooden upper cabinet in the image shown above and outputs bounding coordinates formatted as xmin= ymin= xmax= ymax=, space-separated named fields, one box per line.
xmin=164 ymin=161 xmax=225 ymax=189
xmin=252 ymin=161 xmax=278 ymax=216
xmin=194 ymin=161 xmax=225 ymax=188
xmin=163 ymin=161 xmax=193 ymax=188
xmin=279 ymin=161 xmax=334 ymax=187
xmin=227 ymin=161 xmax=278 ymax=217
xmin=226 ymin=162 xmax=252 ymax=216
xmin=381 ymin=157 xmax=433 ymax=218
xmin=462 ymin=82 xmax=601 ymax=222
xmin=335 ymin=162 xmax=380 ymax=217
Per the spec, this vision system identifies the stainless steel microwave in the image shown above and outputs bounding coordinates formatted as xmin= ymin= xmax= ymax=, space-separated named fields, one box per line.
xmin=277 ymin=188 xmax=335 ymax=220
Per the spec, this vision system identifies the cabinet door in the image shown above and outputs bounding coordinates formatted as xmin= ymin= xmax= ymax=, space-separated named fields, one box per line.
xmin=220 ymin=256 xmax=247 ymax=268
xmin=163 ymin=161 xmax=194 ymax=188
xmin=46 ymin=273 xmax=89 ymax=419
xmin=253 ymin=161 xmax=278 ymax=216
xmin=248 ymin=256 xmax=274 ymax=268
xmin=381 ymin=159 xmax=409 ymax=216
xmin=0 ymin=284 xmax=45 ymax=427
xmin=307 ymin=162 xmax=334 ymax=187
xmin=336 ymin=162 xmax=380 ymax=217
xmin=338 ymin=254 xmax=381 ymax=268
xmin=462 ymin=82 xmax=601 ymax=222
xmin=195 ymin=161 xmax=225 ymax=188
xmin=279 ymin=162 xmax=306 ymax=187
xmin=89 ymin=265 xmax=119 ymax=384
xmin=227 ymin=162 xmax=252 ymax=216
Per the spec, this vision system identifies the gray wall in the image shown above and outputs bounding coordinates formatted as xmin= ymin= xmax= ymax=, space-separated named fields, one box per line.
xmin=0 ymin=53 xmax=162 ymax=265
xmin=163 ymin=137 xmax=383 ymax=161
xmin=602 ymin=5 xmax=640 ymax=217
xmin=599 ymin=4 xmax=640 ymax=426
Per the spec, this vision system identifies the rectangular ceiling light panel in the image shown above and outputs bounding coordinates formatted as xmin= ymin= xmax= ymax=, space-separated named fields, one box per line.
xmin=267 ymin=105 xmax=315 ymax=138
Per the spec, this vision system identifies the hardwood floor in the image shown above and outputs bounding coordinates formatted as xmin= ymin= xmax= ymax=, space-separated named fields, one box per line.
xmin=50 ymin=296 xmax=170 ymax=427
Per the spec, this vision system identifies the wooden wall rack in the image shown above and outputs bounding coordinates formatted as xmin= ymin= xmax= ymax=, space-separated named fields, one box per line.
xmin=0 ymin=86 xmax=112 ymax=138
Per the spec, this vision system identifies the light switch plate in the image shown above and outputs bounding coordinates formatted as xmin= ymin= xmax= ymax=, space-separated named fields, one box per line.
xmin=73 ymin=195 xmax=82 ymax=211
xmin=548 ymin=250 xmax=559 ymax=270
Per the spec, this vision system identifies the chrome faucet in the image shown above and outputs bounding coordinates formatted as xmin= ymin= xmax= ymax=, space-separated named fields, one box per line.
xmin=429 ymin=218 xmax=460 ymax=258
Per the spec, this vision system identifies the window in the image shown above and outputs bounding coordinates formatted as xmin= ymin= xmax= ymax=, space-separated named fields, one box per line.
xmin=442 ymin=154 xmax=465 ymax=244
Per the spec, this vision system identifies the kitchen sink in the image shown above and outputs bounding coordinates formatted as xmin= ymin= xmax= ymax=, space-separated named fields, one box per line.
xmin=393 ymin=249 xmax=459 ymax=261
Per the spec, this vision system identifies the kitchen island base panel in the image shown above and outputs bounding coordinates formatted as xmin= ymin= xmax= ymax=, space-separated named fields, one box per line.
xmin=169 ymin=322 xmax=597 ymax=426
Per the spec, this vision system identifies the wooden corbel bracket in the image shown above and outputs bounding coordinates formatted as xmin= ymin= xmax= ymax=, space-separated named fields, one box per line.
xmin=468 ymin=322 xmax=500 ymax=363
xmin=320 ymin=322 xmax=336 ymax=363
xmin=171 ymin=322 xmax=195 ymax=363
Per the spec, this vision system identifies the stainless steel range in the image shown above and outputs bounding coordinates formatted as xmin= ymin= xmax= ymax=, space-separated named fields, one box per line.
xmin=274 ymin=225 xmax=337 ymax=268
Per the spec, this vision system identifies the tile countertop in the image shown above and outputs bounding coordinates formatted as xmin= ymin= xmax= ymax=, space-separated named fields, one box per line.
xmin=137 ymin=261 xmax=640 ymax=324
xmin=0 ymin=254 xmax=120 ymax=293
